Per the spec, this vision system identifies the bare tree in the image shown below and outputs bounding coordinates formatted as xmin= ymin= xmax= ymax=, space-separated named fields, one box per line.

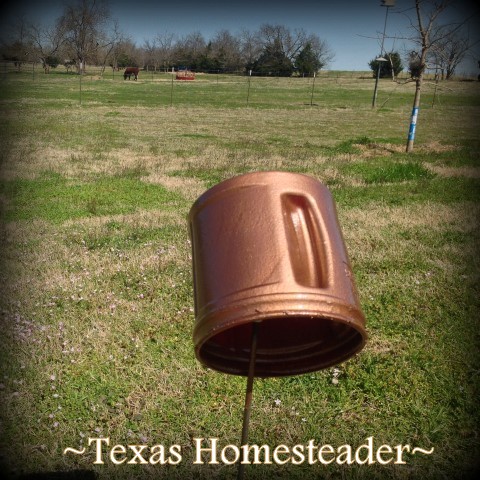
xmin=58 ymin=0 xmax=111 ymax=73
xmin=142 ymin=38 xmax=159 ymax=71
xmin=238 ymin=28 xmax=262 ymax=72
xmin=96 ymin=19 xmax=124 ymax=74
xmin=305 ymin=33 xmax=335 ymax=70
xmin=108 ymin=37 xmax=139 ymax=69
xmin=256 ymin=24 xmax=333 ymax=72
xmin=429 ymin=28 xmax=471 ymax=79
xmin=404 ymin=0 xmax=459 ymax=152
xmin=0 ymin=14 xmax=31 ymax=70
xmin=27 ymin=20 xmax=66 ymax=73
xmin=154 ymin=31 xmax=176 ymax=72
xmin=174 ymin=31 xmax=206 ymax=68
xmin=258 ymin=24 xmax=306 ymax=61
xmin=210 ymin=29 xmax=242 ymax=71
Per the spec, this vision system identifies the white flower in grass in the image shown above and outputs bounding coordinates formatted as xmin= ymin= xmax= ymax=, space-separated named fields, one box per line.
xmin=331 ymin=368 xmax=341 ymax=385
xmin=274 ymin=398 xmax=281 ymax=407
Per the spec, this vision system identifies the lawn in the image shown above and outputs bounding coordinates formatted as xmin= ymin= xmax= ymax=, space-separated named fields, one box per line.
xmin=0 ymin=68 xmax=479 ymax=480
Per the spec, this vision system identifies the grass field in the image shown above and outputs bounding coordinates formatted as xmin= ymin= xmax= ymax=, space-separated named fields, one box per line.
xmin=0 ymin=69 xmax=479 ymax=480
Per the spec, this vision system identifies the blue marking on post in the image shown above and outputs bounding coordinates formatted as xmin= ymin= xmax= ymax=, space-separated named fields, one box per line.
xmin=408 ymin=107 xmax=419 ymax=141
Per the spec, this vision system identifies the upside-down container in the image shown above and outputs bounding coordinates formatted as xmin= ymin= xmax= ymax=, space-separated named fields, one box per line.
xmin=188 ymin=171 xmax=366 ymax=377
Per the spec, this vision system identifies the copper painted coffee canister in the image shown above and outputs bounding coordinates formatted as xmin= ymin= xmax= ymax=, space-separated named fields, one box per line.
xmin=189 ymin=171 xmax=366 ymax=377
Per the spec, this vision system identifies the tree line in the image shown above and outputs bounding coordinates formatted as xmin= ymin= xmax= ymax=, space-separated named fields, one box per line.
xmin=1 ymin=0 xmax=475 ymax=80
xmin=0 ymin=0 xmax=333 ymax=77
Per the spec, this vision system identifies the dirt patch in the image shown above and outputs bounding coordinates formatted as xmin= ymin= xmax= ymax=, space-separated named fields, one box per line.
xmin=353 ymin=143 xmax=398 ymax=158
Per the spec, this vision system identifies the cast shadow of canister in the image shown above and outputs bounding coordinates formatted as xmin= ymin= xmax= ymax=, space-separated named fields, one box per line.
xmin=188 ymin=171 xmax=367 ymax=377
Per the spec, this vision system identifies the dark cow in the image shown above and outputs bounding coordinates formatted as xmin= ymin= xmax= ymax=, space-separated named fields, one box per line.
xmin=123 ymin=67 xmax=139 ymax=80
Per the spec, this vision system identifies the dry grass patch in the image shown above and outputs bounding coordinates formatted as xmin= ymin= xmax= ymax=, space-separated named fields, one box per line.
xmin=339 ymin=202 xmax=479 ymax=279
xmin=353 ymin=143 xmax=397 ymax=158
xmin=422 ymin=141 xmax=461 ymax=153
xmin=353 ymin=140 xmax=461 ymax=159
xmin=340 ymin=202 xmax=479 ymax=233
xmin=364 ymin=335 xmax=399 ymax=355
xmin=1 ymin=208 xmax=192 ymax=321
xmin=142 ymin=173 xmax=206 ymax=201
xmin=316 ymin=167 xmax=366 ymax=187
xmin=2 ymin=146 xmax=171 ymax=180
xmin=426 ymin=165 xmax=480 ymax=178
xmin=62 ymin=209 xmax=185 ymax=230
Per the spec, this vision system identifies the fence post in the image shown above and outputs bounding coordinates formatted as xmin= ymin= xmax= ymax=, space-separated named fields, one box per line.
xmin=310 ymin=72 xmax=316 ymax=106
xmin=246 ymin=70 xmax=252 ymax=106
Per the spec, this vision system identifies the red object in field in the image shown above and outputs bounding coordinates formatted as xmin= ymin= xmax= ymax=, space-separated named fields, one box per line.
xmin=188 ymin=171 xmax=367 ymax=378
xmin=176 ymin=70 xmax=195 ymax=80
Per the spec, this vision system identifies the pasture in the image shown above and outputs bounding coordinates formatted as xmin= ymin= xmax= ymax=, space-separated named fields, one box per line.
xmin=0 ymin=68 xmax=479 ymax=480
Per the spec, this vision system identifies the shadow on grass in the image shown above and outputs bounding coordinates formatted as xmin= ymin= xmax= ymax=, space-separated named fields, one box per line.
xmin=16 ymin=470 xmax=97 ymax=480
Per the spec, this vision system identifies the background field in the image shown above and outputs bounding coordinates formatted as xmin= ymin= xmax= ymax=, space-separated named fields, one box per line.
xmin=0 ymin=69 xmax=479 ymax=480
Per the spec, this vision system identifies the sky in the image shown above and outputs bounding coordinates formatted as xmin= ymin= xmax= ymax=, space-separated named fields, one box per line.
xmin=1 ymin=0 xmax=479 ymax=74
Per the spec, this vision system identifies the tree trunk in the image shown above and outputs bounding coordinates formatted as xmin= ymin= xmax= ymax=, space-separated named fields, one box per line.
xmin=406 ymin=0 xmax=429 ymax=153
xmin=406 ymin=75 xmax=422 ymax=152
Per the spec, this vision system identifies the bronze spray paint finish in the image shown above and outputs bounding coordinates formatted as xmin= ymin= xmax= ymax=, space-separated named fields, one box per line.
xmin=189 ymin=172 xmax=366 ymax=377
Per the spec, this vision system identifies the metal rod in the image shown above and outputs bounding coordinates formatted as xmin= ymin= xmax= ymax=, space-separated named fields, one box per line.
xmin=170 ymin=69 xmax=174 ymax=107
xmin=372 ymin=5 xmax=391 ymax=108
xmin=237 ymin=321 xmax=259 ymax=480
xmin=246 ymin=69 xmax=252 ymax=107
xmin=310 ymin=72 xmax=316 ymax=106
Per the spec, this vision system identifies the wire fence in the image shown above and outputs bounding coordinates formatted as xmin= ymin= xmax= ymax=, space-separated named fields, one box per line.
xmin=5 ymin=60 xmax=475 ymax=82
xmin=1 ymin=62 xmax=366 ymax=79
xmin=2 ymin=61 xmax=477 ymax=110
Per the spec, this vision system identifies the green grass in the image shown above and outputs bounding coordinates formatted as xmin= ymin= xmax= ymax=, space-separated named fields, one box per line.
xmin=0 ymin=70 xmax=479 ymax=480
xmin=0 ymin=172 xmax=185 ymax=223
xmin=344 ymin=158 xmax=435 ymax=184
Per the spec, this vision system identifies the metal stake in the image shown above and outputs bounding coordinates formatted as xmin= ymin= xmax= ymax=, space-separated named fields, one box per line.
xmin=237 ymin=321 xmax=259 ymax=480
xmin=372 ymin=3 xmax=392 ymax=108
xmin=310 ymin=71 xmax=316 ymax=106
